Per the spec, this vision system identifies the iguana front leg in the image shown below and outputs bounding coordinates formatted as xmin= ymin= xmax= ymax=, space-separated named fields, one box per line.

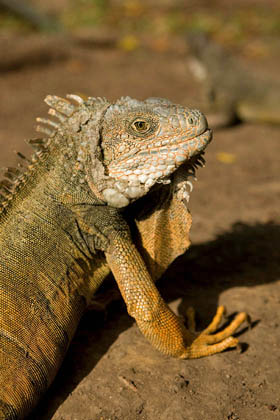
xmin=106 ymin=232 xmax=247 ymax=359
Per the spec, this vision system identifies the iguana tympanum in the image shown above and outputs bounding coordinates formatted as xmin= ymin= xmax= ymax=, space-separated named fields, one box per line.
xmin=0 ymin=95 xmax=247 ymax=419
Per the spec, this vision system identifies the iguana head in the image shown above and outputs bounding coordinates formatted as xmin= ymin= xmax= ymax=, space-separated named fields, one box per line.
xmin=33 ymin=95 xmax=212 ymax=209
xmin=99 ymin=96 xmax=212 ymax=207
xmin=0 ymin=95 xmax=211 ymax=214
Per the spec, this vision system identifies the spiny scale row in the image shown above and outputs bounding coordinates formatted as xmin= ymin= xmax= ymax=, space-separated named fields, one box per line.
xmin=0 ymin=94 xmax=86 ymax=212
xmin=35 ymin=94 xmax=86 ymax=136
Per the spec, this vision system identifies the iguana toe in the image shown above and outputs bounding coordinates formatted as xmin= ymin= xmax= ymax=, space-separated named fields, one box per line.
xmin=181 ymin=306 xmax=248 ymax=359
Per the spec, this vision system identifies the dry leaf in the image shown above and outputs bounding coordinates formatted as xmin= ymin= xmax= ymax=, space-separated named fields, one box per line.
xmin=216 ymin=152 xmax=236 ymax=164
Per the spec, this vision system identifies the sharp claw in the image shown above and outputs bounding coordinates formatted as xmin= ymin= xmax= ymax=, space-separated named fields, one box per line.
xmin=236 ymin=342 xmax=243 ymax=353
xmin=246 ymin=314 xmax=252 ymax=329
xmin=222 ymin=306 xmax=227 ymax=317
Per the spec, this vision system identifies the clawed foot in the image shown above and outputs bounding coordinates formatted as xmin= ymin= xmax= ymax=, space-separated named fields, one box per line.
xmin=180 ymin=305 xmax=250 ymax=359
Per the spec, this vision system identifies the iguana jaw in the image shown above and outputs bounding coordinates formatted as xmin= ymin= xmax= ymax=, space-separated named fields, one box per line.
xmin=101 ymin=127 xmax=212 ymax=208
xmin=109 ymin=125 xmax=211 ymax=180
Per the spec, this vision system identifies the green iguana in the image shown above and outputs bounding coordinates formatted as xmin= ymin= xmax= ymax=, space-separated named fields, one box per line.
xmin=0 ymin=0 xmax=60 ymax=31
xmin=0 ymin=95 xmax=247 ymax=419
xmin=187 ymin=33 xmax=280 ymax=127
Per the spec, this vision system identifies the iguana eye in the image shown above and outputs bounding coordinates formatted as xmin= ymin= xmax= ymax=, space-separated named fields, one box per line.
xmin=132 ymin=119 xmax=150 ymax=133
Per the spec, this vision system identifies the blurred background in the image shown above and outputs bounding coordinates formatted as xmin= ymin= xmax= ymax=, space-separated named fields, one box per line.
xmin=1 ymin=0 xmax=280 ymax=135
xmin=0 ymin=2 xmax=280 ymax=420
xmin=1 ymin=0 xmax=280 ymax=150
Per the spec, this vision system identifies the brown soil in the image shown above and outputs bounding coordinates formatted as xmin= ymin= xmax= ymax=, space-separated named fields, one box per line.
xmin=0 ymin=31 xmax=279 ymax=420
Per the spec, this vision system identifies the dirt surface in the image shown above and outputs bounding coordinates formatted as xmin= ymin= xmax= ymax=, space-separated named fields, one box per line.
xmin=0 ymin=22 xmax=280 ymax=420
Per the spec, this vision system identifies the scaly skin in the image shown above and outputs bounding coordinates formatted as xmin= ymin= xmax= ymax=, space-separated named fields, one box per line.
xmin=0 ymin=95 xmax=246 ymax=419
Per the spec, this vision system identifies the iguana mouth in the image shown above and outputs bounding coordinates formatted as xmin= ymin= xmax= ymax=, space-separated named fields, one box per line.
xmin=188 ymin=128 xmax=212 ymax=159
xmin=102 ymin=129 xmax=211 ymax=208
xmin=108 ymin=128 xmax=212 ymax=183
xmin=187 ymin=127 xmax=212 ymax=150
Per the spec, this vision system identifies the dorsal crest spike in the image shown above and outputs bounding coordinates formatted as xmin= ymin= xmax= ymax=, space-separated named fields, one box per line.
xmin=4 ymin=167 xmax=21 ymax=180
xmin=96 ymin=96 xmax=107 ymax=102
xmin=6 ymin=167 xmax=21 ymax=175
xmin=120 ymin=96 xmax=133 ymax=102
xmin=48 ymin=108 xmax=67 ymax=123
xmin=26 ymin=138 xmax=47 ymax=151
xmin=66 ymin=94 xmax=85 ymax=104
xmin=36 ymin=117 xmax=60 ymax=129
xmin=87 ymin=96 xmax=108 ymax=105
xmin=36 ymin=125 xmax=54 ymax=137
xmin=16 ymin=151 xmax=31 ymax=164
xmin=44 ymin=95 xmax=76 ymax=117
xmin=0 ymin=180 xmax=12 ymax=192
xmin=28 ymin=138 xmax=45 ymax=145
xmin=115 ymin=96 xmax=141 ymax=107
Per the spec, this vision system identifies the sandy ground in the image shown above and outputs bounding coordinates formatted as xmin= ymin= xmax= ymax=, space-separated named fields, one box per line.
xmin=0 ymin=31 xmax=279 ymax=420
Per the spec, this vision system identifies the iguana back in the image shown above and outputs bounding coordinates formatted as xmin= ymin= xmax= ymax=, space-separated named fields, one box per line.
xmin=0 ymin=97 xmax=111 ymax=417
